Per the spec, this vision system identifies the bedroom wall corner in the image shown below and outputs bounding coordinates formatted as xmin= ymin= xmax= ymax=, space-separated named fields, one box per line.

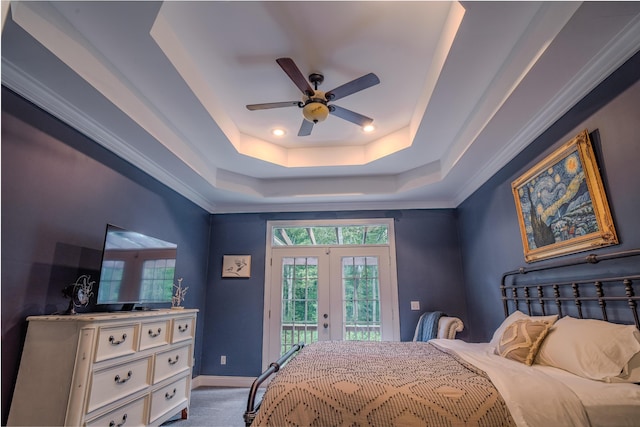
xmin=201 ymin=209 xmax=468 ymax=379
xmin=457 ymin=52 xmax=640 ymax=343
xmin=1 ymin=88 xmax=212 ymax=424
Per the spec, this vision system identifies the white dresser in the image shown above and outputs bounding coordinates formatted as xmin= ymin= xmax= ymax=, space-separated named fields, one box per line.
xmin=8 ymin=309 xmax=198 ymax=426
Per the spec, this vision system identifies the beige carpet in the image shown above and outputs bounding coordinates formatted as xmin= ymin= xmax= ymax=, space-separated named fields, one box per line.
xmin=164 ymin=387 xmax=262 ymax=427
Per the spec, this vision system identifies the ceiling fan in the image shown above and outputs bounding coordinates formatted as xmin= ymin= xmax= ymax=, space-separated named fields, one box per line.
xmin=246 ymin=58 xmax=380 ymax=136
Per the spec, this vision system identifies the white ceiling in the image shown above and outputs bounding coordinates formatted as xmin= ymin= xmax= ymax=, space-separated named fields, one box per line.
xmin=3 ymin=1 xmax=640 ymax=213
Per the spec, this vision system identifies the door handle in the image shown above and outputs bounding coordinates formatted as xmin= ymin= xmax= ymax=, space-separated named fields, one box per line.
xmin=323 ymin=313 xmax=328 ymax=328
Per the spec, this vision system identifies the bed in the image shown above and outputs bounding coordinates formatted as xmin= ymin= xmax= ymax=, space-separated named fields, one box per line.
xmin=245 ymin=248 xmax=640 ymax=426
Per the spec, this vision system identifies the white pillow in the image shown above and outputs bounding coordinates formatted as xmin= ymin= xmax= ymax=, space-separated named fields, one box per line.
xmin=490 ymin=310 xmax=559 ymax=348
xmin=535 ymin=316 xmax=640 ymax=381
xmin=604 ymin=330 xmax=640 ymax=383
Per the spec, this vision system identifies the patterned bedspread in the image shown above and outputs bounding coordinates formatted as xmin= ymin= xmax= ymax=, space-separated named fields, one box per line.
xmin=252 ymin=341 xmax=515 ymax=426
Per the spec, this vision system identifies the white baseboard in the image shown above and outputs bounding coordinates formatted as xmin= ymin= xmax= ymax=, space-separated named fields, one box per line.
xmin=192 ymin=375 xmax=260 ymax=389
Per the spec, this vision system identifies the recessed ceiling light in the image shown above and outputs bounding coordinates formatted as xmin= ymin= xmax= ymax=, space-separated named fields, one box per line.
xmin=363 ymin=124 xmax=375 ymax=133
xmin=272 ymin=128 xmax=286 ymax=137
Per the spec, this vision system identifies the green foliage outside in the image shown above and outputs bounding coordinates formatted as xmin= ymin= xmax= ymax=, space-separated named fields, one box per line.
xmin=344 ymin=329 xmax=381 ymax=341
xmin=273 ymin=225 xmax=389 ymax=246
xmin=280 ymin=255 xmax=382 ymax=354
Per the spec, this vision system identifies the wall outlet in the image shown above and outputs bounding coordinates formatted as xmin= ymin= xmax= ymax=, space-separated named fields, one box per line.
xmin=220 ymin=355 xmax=226 ymax=365
xmin=410 ymin=301 xmax=420 ymax=311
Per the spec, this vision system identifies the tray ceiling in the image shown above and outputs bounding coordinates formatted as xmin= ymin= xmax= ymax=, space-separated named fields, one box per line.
xmin=2 ymin=1 xmax=640 ymax=212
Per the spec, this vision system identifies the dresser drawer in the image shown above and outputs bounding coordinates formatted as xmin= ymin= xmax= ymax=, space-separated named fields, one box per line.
xmin=88 ymin=357 xmax=152 ymax=413
xmin=153 ymin=345 xmax=191 ymax=384
xmin=95 ymin=324 xmax=138 ymax=362
xmin=85 ymin=395 xmax=148 ymax=427
xmin=171 ymin=317 xmax=194 ymax=343
xmin=149 ymin=376 xmax=189 ymax=424
xmin=139 ymin=320 xmax=170 ymax=351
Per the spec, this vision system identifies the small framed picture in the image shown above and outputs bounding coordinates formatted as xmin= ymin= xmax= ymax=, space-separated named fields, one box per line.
xmin=222 ymin=255 xmax=251 ymax=278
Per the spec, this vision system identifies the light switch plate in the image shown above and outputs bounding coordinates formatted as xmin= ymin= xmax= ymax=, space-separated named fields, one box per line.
xmin=410 ymin=301 xmax=420 ymax=311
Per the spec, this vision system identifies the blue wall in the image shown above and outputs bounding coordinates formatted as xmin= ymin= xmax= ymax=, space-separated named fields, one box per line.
xmin=201 ymin=209 xmax=466 ymax=377
xmin=1 ymin=89 xmax=211 ymax=422
xmin=458 ymin=52 xmax=640 ymax=342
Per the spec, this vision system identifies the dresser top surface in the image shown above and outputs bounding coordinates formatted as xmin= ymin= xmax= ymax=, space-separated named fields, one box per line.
xmin=27 ymin=308 xmax=198 ymax=322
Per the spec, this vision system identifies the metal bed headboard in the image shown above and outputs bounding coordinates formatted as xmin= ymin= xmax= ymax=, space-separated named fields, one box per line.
xmin=501 ymin=248 xmax=640 ymax=329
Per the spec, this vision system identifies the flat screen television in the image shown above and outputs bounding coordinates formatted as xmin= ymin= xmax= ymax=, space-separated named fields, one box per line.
xmin=96 ymin=224 xmax=177 ymax=311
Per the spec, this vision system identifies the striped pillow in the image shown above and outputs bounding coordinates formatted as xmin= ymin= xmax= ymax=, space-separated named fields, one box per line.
xmin=495 ymin=319 xmax=552 ymax=365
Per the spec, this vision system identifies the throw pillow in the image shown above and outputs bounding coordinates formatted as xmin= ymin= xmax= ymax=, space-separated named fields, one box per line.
xmin=495 ymin=319 xmax=552 ymax=366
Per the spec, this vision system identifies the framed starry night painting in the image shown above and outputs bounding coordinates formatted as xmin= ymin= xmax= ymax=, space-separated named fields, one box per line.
xmin=511 ymin=129 xmax=618 ymax=263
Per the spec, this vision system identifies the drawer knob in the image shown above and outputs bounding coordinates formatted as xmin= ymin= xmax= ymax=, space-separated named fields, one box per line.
xmin=108 ymin=413 xmax=128 ymax=427
xmin=148 ymin=328 xmax=162 ymax=338
xmin=165 ymin=388 xmax=177 ymax=400
xmin=168 ymin=355 xmax=180 ymax=365
xmin=108 ymin=333 xmax=127 ymax=345
xmin=114 ymin=370 xmax=133 ymax=384
xmin=178 ymin=324 xmax=189 ymax=333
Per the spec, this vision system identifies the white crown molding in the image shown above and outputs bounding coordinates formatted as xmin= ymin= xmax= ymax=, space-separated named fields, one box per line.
xmin=4 ymin=2 xmax=638 ymax=214
xmin=452 ymin=14 xmax=640 ymax=207
xmin=3 ymin=59 xmax=452 ymax=213
xmin=2 ymin=59 xmax=219 ymax=213
xmin=209 ymin=199 xmax=457 ymax=214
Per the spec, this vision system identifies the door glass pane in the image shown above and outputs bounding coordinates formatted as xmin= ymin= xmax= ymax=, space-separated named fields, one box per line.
xmin=272 ymin=224 xmax=389 ymax=246
xmin=342 ymin=256 xmax=381 ymax=341
xmin=281 ymin=257 xmax=318 ymax=354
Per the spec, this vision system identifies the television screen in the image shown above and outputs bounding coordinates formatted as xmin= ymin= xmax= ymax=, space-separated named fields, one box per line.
xmin=96 ymin=224 xmax=177 ymax=308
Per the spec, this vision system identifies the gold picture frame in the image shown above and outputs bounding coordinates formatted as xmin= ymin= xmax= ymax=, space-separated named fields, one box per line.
xmin=222 ymin=255 xmax=251 ymax=278
xmin=511 ymin=129 xmax=618 ymax=263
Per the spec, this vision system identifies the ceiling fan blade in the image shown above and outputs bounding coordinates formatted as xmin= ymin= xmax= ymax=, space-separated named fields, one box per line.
xmin=276 ymin=57 xmax=314 ymax=96
xmin=325 ymin=73 xmax=380 ymax=101
xmin=330 ymin=105 xmax=373 ymax=127
xmin=298 ymin=119 xmax=314 ymax=136
xmin=246 ymin=101 xmax=300 ymax=111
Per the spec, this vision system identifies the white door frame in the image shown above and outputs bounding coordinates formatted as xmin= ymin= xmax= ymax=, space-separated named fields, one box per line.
xmin=262 ymin=219 xmax=400 ymax=370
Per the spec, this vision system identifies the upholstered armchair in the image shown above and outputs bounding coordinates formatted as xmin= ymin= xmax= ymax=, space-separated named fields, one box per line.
xmin=437 ymin=316 xmax=464 ymax=339
xmin=414 ymin=312 xmax=464 ymax=341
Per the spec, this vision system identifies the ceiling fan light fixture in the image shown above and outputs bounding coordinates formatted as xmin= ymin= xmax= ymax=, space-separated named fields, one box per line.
xmin=247 ymin=58 xmax=380 ymax=135
xmin=303 ymin=102 xmax=329 ymax=123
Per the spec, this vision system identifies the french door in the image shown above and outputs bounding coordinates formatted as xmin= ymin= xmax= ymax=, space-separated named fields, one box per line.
xmin=263 ymin=244 xmax=399 ymax=366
